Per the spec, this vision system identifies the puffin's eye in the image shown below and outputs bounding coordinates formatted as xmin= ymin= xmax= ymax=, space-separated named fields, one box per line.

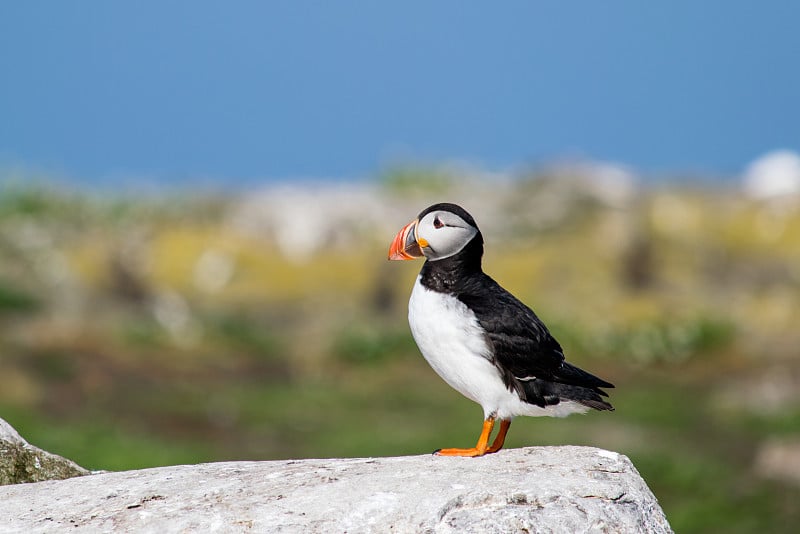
xmin=433 ymin=217 xmax=444 ymax=229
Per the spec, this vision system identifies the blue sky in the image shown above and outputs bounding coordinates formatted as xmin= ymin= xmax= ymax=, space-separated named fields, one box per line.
xmin=1 ymin=1 xmax=798 ymax=187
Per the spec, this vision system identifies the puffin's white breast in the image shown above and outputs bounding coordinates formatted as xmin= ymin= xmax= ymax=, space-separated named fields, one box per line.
xmin=408 ymin=276 xmax=511 ymax=417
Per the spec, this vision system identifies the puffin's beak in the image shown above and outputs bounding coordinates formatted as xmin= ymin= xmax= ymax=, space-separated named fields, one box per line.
xmin=388 ymin=219 xmax=424 ymax=260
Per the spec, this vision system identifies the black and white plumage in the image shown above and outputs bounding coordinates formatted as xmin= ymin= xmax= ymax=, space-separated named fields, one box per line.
xmin=389 ymin=203 xmax=614 ymax=457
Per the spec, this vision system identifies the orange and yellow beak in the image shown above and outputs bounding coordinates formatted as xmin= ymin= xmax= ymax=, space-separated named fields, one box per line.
xmin=388 ymin=219 xmax=426 ymax=260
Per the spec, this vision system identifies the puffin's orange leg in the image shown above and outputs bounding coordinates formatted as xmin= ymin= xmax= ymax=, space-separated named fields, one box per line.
xmin=486 ymin=419 xmax=511 ymax=453
xmin=435 ymin=417 xmax=496 ymax=457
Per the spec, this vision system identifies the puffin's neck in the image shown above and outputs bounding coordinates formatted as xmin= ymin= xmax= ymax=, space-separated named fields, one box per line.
xmin=419 ymin=233 xmax=484 ymax=294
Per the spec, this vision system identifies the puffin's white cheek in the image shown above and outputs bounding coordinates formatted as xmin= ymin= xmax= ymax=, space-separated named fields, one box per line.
xmin=426 ymin=228 xmax=476 ymax=260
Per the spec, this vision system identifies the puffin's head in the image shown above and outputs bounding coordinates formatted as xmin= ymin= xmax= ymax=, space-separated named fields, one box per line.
xmin=388 ymin=203 xmax=480 ymax=262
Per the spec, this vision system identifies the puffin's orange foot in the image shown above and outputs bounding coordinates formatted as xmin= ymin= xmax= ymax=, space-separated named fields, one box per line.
xmin=432 ymin=417 xmax=512 ymax=457
xmin=434 ymin=447 xmax=492 ymax=457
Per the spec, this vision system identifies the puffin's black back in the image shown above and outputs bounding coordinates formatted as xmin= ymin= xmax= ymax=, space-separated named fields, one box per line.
xmin=418 ymin=205 xmax=614 ymax=412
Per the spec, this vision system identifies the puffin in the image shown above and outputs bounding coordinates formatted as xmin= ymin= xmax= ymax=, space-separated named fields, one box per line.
xmin=388 ymin=203 xmax=614 ymax=457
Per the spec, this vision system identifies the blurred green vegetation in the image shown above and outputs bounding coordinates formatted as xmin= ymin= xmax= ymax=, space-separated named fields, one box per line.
xmin=1 ymin=177 xmax=799 ymax=532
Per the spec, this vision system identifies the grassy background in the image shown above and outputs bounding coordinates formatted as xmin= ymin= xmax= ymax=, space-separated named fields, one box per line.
xmin=1 ymin=178 xmax=799 ymax=532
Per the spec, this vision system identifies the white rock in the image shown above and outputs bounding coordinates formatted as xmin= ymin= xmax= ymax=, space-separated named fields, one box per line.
xmin=0 ymin=418 xmax=26 ymax=444
xmin=0 ymin=446 xmax=672 ymax=533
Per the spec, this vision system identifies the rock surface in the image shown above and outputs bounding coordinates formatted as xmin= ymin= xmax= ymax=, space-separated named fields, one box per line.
xmin=0 ymin=445 xmax=671 ymax=533
xmin=0 ymin=417 xmax=89 ymax=486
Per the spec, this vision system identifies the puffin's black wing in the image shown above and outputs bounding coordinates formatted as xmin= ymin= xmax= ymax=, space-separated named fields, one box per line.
xmin=457 ymin=273 xmax=614 ymax=411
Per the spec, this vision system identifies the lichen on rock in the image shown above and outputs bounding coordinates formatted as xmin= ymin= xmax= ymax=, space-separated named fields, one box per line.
xmin=0 ymin=417 xmax=89 ymax=485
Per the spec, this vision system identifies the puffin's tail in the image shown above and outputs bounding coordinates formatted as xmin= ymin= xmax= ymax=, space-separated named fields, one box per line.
xmin=553 ymin=362 xmax=614 ymax=411
xmin=553 ymin=361 xmax=615 ymax=390
xmin=520 ymin=378 xmax=614 ymax=412
xmin=515 ymin=361 xmax=615 ymax=412
xmin=552 ymin=382 xmax=614 ymax=412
